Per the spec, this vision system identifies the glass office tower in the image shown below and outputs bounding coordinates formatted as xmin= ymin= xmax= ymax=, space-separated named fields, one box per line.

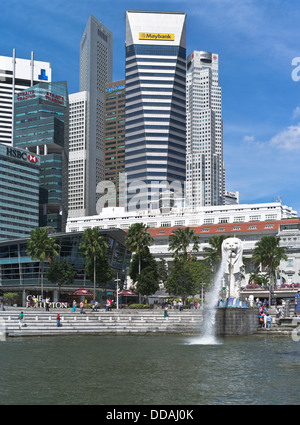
xmin=125 ymin=11 xmax=187 ymax=211
xmin=14 ymin=81 xmax=69 ymax=232
xmin=104 ymin=80 xmax=126 ymax=208
xmin=0 ymin=143 xmax=40 ymax=240
xmin=0 ymin=50 xmax=51 ymax=146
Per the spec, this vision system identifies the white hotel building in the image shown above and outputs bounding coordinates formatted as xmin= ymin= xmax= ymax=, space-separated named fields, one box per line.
xmin=66 ymin=201 xmax=300 ymax=287
xmin=0 ymin=50 xmax=52 ymax=146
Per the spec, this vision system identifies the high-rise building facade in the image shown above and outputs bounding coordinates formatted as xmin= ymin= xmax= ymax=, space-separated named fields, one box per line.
xmin=186 ymin=51 xmax=225 ymax=207
xmin=0 ymin=143 xmax=40 ymax=240
xmin=79 ymin=14 xmax=113 ymax=215
xmin=14 ymin=81 xmax=69 ymax=232
xmin=68 ymin=91 xmax=88 ymax=218
xmin=104 ymin=80 xmax=126 ymax=208
xmin=0 ymin=50 xmax=51 ymax=146
xmin=125 ymin=11 xmax=187 ymax=211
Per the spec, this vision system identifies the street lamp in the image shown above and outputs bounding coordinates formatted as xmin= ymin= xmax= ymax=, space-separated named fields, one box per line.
xmin=115 ymin=272 xmax=121 ymax=310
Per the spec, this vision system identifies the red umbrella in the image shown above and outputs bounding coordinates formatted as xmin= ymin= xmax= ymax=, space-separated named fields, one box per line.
xmin=117 ymin=289 xmax=139 ymax=297
xmin=73 ymin=288 xmax=93 ymax=296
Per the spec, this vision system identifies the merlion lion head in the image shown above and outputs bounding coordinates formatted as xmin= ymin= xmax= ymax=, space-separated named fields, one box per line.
xmin=222 ymin=237 xmax=243 ymax=274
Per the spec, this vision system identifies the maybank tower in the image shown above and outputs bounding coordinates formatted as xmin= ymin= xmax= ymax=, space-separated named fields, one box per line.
xmin=125 ymin=11 xmax=186 ymax=211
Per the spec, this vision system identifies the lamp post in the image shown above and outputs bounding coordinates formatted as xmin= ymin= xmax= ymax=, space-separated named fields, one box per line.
xmin=115 ymin=272 xmax=121 ymax=310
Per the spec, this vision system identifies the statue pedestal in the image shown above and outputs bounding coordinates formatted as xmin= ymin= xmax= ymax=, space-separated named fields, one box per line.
xmin=216 ymin=308 xmax=258 ymax=336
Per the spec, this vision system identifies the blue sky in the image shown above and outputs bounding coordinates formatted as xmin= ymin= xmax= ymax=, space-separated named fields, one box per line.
xmin=1 ymin=0 xmax=300 ymax=214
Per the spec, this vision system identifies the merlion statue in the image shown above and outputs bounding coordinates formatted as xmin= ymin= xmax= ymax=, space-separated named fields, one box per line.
xmin=221 ymin=237 xmax=243 ymax=300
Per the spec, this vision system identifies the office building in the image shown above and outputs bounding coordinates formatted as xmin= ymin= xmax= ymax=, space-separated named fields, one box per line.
xmin=80 ymin=14 xmax=113 ymax=215
xmin=68 ymin=91 xmax=88 ymax=218
xmin=103 ymin=80 xmax=126 ymax=208
xmin=0 ymin=143 xmax=40 ymax=240
xmin=225 ymin=190 xmax=239 ymax=205
xmin=14 ymin=81 xmax=69 ymax=232
xmin=125 ymin=11 xmax=187 ymax=211
xmin=186 ymin=51 xmax=224 ymax=207
xmin=0 ymin=50 xmax=51 ymax=145
xmin=0 ymin=228 xmax=131 ymax=306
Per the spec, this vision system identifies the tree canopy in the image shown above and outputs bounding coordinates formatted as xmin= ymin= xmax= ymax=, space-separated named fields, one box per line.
xmin=26 ymin=227 xmax=60 ymax=298
xmin=168 ymin=227 xmax=199 ymax=261
xmin=79 ymin=227 xmax=111 ymax=300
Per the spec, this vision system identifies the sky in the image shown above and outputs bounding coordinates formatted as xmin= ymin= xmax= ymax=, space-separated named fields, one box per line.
xmin=1 ymin=0 xmax=300 ymax=214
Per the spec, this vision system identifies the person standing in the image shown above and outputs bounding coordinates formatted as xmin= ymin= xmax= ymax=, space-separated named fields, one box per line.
xmin=57 ymin=313 xmax=61 ymax=327
xmin=295 ymin=290 xmax=300 ymax=317
xmin=164 ymin=307 xmax=169 ymax=318
xmin=45 ymin=297 xmax=50 ymax=311
xmin=80 ymin=301 xmax=84 ymax=314
xmin=72 ymin=300 xmax=77 ymax=312
xmin=18 ymin=311 xmax=24 ymax=329
xmin=172 ymin=299 xmax=177 ymax=312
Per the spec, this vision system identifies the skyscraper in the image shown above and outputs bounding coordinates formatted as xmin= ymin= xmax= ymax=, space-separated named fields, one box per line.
xmin=0 ymin=50 xmax=51 ymax=146
xmin=186 ymin=51 xmax=225 ymax=207
xmin=68 ymin=91 xmax=88 ymax=218
xmin=0 ymin=143 xmax=40 ymax=240
xmin=14 ymin=81 xmax=69 ymax=232
xmin=125 ymin=11 xmax=187 ymax=211
xmin=79 ymin=14 xmax=113 ymax=216
xmin=104 ymin=80 xmax=126 ymax=208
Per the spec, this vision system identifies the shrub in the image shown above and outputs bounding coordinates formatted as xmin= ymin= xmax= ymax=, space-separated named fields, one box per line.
xmin=128 ymin=304 xmax=152 ymax=309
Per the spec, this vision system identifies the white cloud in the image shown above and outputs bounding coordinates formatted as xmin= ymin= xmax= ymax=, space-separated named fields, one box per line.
xmin=269 ymin=123 xmax=300 ymax=151
xmin=292 ymin=106 xmax=300 ymax=120
xmin=243 ymin=135 xmax=255 ymax=143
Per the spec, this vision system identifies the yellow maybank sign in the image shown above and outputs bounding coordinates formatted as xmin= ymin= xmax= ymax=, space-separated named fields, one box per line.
xmin=139 ymin=32 xmax=174 ymax=41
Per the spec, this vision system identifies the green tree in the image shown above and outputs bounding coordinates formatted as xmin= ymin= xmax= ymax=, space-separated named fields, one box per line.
xmin=136 ymin=266 xmax=160 ymax=297
xmin=187 ymin=260 xmax=214 ymax=295
xmin=125 ymin=223 xmax=154 ymax=274
xmin=125 ymin=223 xmax=153 ymax=303
xmin=165 ymin=260 xmax=194 ymax=302
xmin=79 ymin=227 xmax=111 ymax=300
xmin=45 ymin=258 xmax=76 ymax=287
xmin=168 ymin=227 xmax=199 ymax=262
xmin=157 ymin=258 xmax=168 ymax=287
xmin=252 ymin=236 xmax=288 ymax=306
xmin=3 ymin=292 xmax=19 ymax=306
xmin=26 ymin=227 xmax=60 ymax=299
xmin=203 ymin=235 xmax=229 ymax=272
xmin=129 ymin=247 xmax=158 ymax=283
xmin=248 ymin=272 xmax=269 ymax=287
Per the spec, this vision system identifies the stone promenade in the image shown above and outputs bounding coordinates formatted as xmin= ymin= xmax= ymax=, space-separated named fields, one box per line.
xmin=0 ymin=308 xmax=204 ymax=337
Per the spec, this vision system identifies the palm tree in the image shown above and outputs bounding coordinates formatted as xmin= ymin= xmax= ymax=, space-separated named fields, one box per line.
xmin=203 ymin=235 xmax=229 ymax=272
xmin=26 ymin=227 xmax=60 ymax=299
xmin=79 ymin=227 xmax=110 ymax=301
xmin=125 ymin=223 xmax=153 ymax=275
xmin=168 ymin=227 xmax=199 ymax=262
xmin=125 ymin=223 xmax=153 ymax=303
xmin=252 ymin=236 xmax=288 ymax=306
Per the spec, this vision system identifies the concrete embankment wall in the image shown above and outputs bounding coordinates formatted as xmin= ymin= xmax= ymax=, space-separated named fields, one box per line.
xmin=0 ymin=309 xmax=205 ymax=337
xmin=216 ymin=308 xmax=259 ymax=336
